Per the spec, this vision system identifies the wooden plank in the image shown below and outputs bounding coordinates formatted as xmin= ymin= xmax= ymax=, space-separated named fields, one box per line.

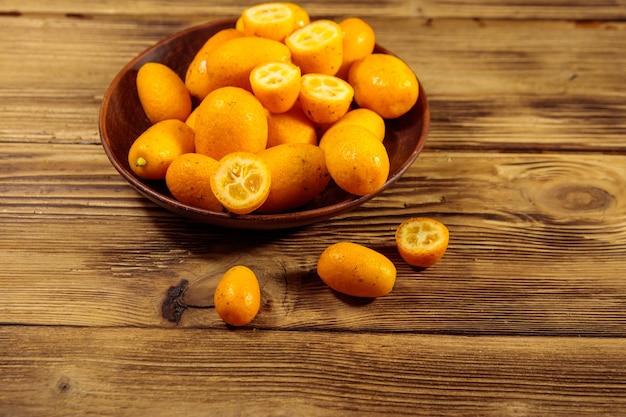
xmin=3 ymin=0 xmax=626 ymax=20
xmin=0 ymin=17 xmax=624 ymax=150
xmin=2 ymin=144 xmax=625 ymax=334
xmin=1 ymin=327 xmax=625 ymax=416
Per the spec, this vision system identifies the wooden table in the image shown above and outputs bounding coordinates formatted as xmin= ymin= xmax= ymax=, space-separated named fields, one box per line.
xmin=2 ymin=1 xmax=626 ymax=415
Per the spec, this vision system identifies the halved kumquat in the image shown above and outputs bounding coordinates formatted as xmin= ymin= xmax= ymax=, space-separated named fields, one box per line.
xmin=241 ymin=2 xmax=295 ymax=41
xmin=395 ymin=217 xmax=449 ymax=268
xmin=285 ymin=19 xmax=343 ymax=75
xmin=282 ymin=2 xmax=310 ymax=30
xmin=210 ymin=151 xmax=272 ymax=215
xmin=298 ymin=73 xmax=354 ymax=125
xmin=250 ymin=61 xmax=301 ymax=114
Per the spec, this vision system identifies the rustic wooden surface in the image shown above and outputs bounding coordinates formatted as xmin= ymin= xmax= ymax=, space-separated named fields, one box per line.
xmin=1 ymin=0 xmax=626 ymax=415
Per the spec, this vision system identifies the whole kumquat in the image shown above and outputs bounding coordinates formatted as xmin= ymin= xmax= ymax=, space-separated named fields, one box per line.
xmin=214 ymin=265 xmax=261 ymax=327
xmin=317 ymin=241 xmax=397 ymax=298
xmin=185 ymin=28 xmax=245 ymax=101
xmin=349 ymin=53 xmax=419 ymax=119
xmin=202 ymin=36 xmax=291 ymax=94
xmin=266 ymin=105 xmax=318 ymax=148
xmin=336 ymin=17 xmax=376 ymax=80
xmin=327 ymin=107 xmax=386 ymax=142
xmin=320 ymin=123 xmax=389 ymax=196
xmin=136 ymin=62 xmax=192 ymax=124
xmin=127 ymin=119 xmax=195 ymax=180
xmin=257 ymin=143 xmax=330 ymax=213
xmin=165 ymin=153 xmax=223 ymax=212
xmin=194 ymin=86 xmax=268 ymax=160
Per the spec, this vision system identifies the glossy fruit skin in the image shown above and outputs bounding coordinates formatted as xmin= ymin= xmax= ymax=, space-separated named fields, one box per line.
xmin=348 ymin=53 xmax=419 ymax=119
xmin=203 ymin=36 xmax=292 ymax=95
xmin=214 ymin=265 xmax=261 ymax=327
xmin=127 ymin=119 xmax=195 ymax=180
xmin=185 ymin=28 xmax=244 ymax=101
xmin=317 ymin=242 xmax=397 ymax=298
xmin=194 ymin=86 xmax=268 ymax=160
xmin=336 ymin=17 xmax=376 ymax=80
xmin=165 ymin=153 xmax=222 ymax=211
xmin=320 ymin=123 xmax=390 ymax=196
xmin=136 ymin=62 xmax=192 ymax=124
xmin=266 ymin=106 xmax=318 ymax=148
xmin=257 ymin=143 xmax=330 ymax=213
xmin=329 ymin=108 xmax=386 ymax=142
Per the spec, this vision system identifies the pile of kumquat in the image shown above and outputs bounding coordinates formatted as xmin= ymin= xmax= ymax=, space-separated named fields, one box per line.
xmin=128 ymin=2 xmax=421 ymax=216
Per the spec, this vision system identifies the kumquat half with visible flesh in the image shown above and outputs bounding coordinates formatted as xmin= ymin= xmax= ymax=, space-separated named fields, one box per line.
xmin=395 ymin=217 xmax=450 ymax=268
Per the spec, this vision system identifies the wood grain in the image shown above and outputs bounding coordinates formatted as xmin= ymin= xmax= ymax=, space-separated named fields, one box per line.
xmin=4 ymin=0 xmax=626 ymax=19
xmin=1 ymin=0 xmax=626 ymax=415
xmin=1 ymin=15 xmax=624 ymax=151
xmin=1 ymin=144 xmax=625 ymax=335
xmin=2 ymin=327 xmax=626 ymax=417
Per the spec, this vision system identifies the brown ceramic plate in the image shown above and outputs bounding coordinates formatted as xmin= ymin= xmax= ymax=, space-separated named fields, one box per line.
xmin=99 ymin=19 xmax=430 ymax=230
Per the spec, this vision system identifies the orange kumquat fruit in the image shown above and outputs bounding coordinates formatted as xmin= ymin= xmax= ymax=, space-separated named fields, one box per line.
xmin=194 ymin=86 xmax=268 ymax=160
xmin=214 ymin=265 xmax=261 ymax=327
xmin=336 ymin=17 xmax=376 ymax=80
xmin=349 ymin=53 xmax=419 ymax=119
xmin=136 ymin=62 xmax=192 ymax=124
xmin=320 ymin=123 xmax=389 ymax=196
xmin=298 ymin=73 xmax=354 ymax=125
xmin=285 ymin=19 xmax=343 ymax=75
xmin=202 ymin=36 xmax=291 ymax=94
xmin=210 ymin=151 xmax=272 ymax=215
xmin=266 ymin=105 xmax=318 ymax=148
xmin=283 ymin=2 xmax=310 ymax=30
xmin=185 ymin=28 xmax=244 ymax=101
xmin=395 ymin=217 xmax=449 ymax=268
xmin=257 ymin=143 xmax=330 ymax=213
xmin=241 ymin=2 xmax=295 ymax=41
xmin=317 ymin=241 xmax=397 ymax=298
xmin=127 ymin=119 xmax=195 ymax=180
xmin=184 ymin=106 xmax=200 ymax=131
xmin=328 ymin=107 xmax=386 ymax=142
xmin=249 ymin=61 xmax=301 ymax=114
xmin=165 ymin=153 xmax=223 ymax=212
